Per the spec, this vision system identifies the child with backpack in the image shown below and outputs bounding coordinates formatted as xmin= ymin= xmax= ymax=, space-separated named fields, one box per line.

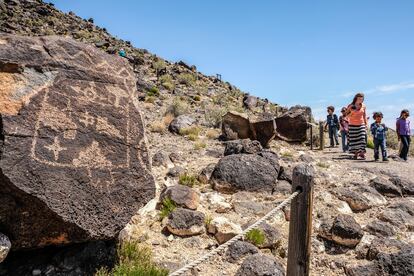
xmin=370 ymin=112 xmax=388 ymax=161
xmin=325 ymin=106 xmax=340 ymax=147
xmin=396 ymin=109 xmax=411 ymax=161
xmin=339 ymin=107 xmax=349 ymax=152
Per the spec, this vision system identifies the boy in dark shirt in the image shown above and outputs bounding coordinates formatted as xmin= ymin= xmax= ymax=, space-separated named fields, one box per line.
xmin=325 ymin=106 xmax=339 ymax=147
xmin=370 ymin=112 xmax=388 ymax=161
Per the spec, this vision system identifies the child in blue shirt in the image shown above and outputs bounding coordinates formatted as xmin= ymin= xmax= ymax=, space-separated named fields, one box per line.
xmin=325 ymin=106 xmax=340 ymax=147
xmin=370 ymin=112 xmax=388 ymax=161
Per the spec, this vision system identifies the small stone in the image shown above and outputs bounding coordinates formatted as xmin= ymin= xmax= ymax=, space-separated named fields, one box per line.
xmin=169 ymin=115 xmax=196 ymax=134
xmin=207 ymin=217 xmax=242 ymax=244
xmin=258 ymin=223 xmax=282 ymax=249
xmin=378 ymin=199 xmax=414 ymax=230
xmin=0 ymin=233 xmax=11 ymax=263
xmin=32 ymin=269 xmax=42 ymax=276
xmin=389 ymin=176 xmax=414 ymax=195
xmin=167 ymin=166 xmax=185 ymax=177
xmin=152 ymin=151 xmax=171 ymax=167
xmin=236 ymin=254 xmax=285 ymax=276
xmin=331 ymin=214 xmax=363 ymax=248
xmin=223 ymin=139 xmax=263 ymax=156
xmin=166 ymin=208 xmax=205 ymax=237
xmin=226 ymin=241 xmax=259 ymax=263
xmin=335 ymin=185 xmax=387 ymax=212
xmin=198 ymin=163 xmax=216 ymax=184
xmin=204 ymin=192 xmax=232 ymax=213
xmin=167 ymin=235 xmax=174 ymax=242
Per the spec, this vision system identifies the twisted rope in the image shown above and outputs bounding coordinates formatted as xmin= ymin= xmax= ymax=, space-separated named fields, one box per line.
xmin=169 ymin=190 xmax=300 ymax=276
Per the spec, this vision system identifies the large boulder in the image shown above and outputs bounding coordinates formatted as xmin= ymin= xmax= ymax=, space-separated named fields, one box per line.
xmin=331 ymin=214 xmax=363 ymax=248
xmin=0 ymin=35 xmax=155 ymax=250
xmin=243 ymin=95 xmax=258 ymax=110
xmin=210 ymin=154 xmax=280 ymax=194
xmin=166 ymin=208 xmax=205 ymax=237
xmin=275 ymin=107 xmax=309 ymax=142
xmin=221 ymin=111 xmax=251 ymax=141
xmin=168 ymin=115 xmax=196 ymax=134
xmin=250 ymin=113 xmax=277 ymax=148
xmin=159 ymin=185 xmax=200 ymax=210
xmin=224 ymin=139 xmax=263 ymax=156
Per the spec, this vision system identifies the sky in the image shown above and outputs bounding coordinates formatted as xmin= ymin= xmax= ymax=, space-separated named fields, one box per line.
xmin=48 ymin=0 xmax=414 ymax=128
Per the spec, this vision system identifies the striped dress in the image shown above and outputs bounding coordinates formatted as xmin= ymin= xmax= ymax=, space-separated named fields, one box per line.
xmin=347 ymin=104 xmax=367 ymax=154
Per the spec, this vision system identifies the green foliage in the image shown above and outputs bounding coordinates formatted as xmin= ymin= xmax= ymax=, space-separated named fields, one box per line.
xmin=205 ymin=215 xmax=212 ymax=226
xmin=366 ymin=136 xmax=375 ymax=149
xmin=159 ymin=198 xmax=177 ymax=219
xmin=177 ymin=73 xmax=196 ymax=86
xmin=188 ymin=133 xmax=199 ymax=141
xmin=153 ymin=59 xmax=167 ymax=71
xmin=245 ymin=229 xmax=265 ymax=246
xmin=204 ymin=106 xmax=227 ymax=128
xmin=193 ymin=95 xmax=201 ymax=101
xmin=166 ymin=98 xmax=189 ymax=117
xmin=281 ymin=152 xmax=293 ymax=158
xmin=146 ymin=86 xmax=160 ymax=97
xmin=95 ymin=241 xmax=168 ymax=276
xmin=145 ymin=96 xmax=156 ymax=104
xmin=159 ymin=74 xmax=175 ymax=91
xmin=179 ymin=173 xmax=199 ymax=187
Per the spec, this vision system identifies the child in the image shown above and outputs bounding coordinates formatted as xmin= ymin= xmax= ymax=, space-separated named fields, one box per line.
xmin=325 ymin=106 xmax=340 ymax=147
xmin=339 ymin=107 xmax=349 ymax=152
xmin=396 ymin=109 xmax=411 ymax=161
xmin=370 ymin=112 xmax=388 ymax=161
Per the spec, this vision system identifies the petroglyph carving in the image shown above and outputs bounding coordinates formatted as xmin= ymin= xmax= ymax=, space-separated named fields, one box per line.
xmin=45 ymin=137 xmax=67 ymax=161
xmin=39 ymin=101 xmax=77 ymax=132
xmin=73 ymin=141 xmax=112 ymax=176
xmin=96 ymin=116 xmax=122 ymax=139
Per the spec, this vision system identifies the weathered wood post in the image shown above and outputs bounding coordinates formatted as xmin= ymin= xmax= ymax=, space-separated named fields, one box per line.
xmin=319 ymin=121 xmax=324 ymax=150
xmin=287 ymin=164 xmax=315 ymax=276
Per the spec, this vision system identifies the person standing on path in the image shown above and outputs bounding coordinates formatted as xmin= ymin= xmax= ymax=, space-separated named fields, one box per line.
xmin=346 ymin=93 xmax=368 ymax=160
xmin=370 ymin=112 xmax=388 ymax=161
xmin=325 ymin=106 xmax=340 ymax=147
xmin=396 ymin=109 xmax=411 ymax=161
xmin=339 ymin=107 xmax=349 ymax=152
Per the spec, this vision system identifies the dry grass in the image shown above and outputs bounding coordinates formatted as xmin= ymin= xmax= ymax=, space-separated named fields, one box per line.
xmin=205 ymin=129 xmax=220 ymax=139
xmin=194 ymin=141 xmax=207 ymax=150
xmin=149 ymin=121 xmax=166 ymax=133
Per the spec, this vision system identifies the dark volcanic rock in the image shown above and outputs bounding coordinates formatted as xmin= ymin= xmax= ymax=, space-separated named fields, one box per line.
xmin=389 ymin=175 xmax=414 ymax=195
xmin=210 ymin=154 xmax=280 ymax=194
xmin=250 ymin=113 xmax=277 ymax=148
xmin=236 ymin=254 xmax=285 ymax=276
xmin=166 ymin=208 xmax=205 ymax=237
xmin=226 ymin=241 xmax=259 ymax=263
xmin=243 ymin=95 xmax=258 ymax=110
xmin=168 ymin=115 xmax=196 ymax=134
xmin=221 ymin=111 xmax=251 ymax=141
xmin=364 ymin=220 xmax=396 ymax=237
xmin=152 ymin=150 xmax=171 ymax=167
xmin=0 ymin=240 xmax=116 ymax=276
xmin=0 ymin=35 xmax=155 ymax=250
xmin=370 ymin=177 xmax=402 ymax=197
xmin=331 ymin=214 xmax=363 ymax=248
xmin=159 ymin=185 xmax=200 ymax=210
xmin=224 ymin=139 xmax=263 ymax=156
xmin=198 ymin=163 xmax=216 ymax=184
xmin=378 ymin=199 xmax=414 ymax=230
xmin=275 ymin=107 xmax=309 ymax=142
xmin=334 ymin=184 xmax=387 ymax=212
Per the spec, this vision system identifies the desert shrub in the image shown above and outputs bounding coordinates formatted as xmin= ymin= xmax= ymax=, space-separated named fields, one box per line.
xmin=204 ymin=106 xmax=227 ymax=128
xmin=145 ymin=96 xmax=156 ymax=104
xmin=316 ymin=162 xmax=330 ymax=169
xmin=188 ymin=134 xmax=199 ymax=141
xmin=245 ymin=229 xmax=265 ymax=246
xmin=193 ymin=95 xmax=201 ymax=102
xmin=194 ymin=141 xmax=207 ymax=150
xmin=163 ymin=113 xmax=174 ymax=126
xmin=153 ymin=59 xmax=166 ymax=71
xmin=179 ymin=173 xmax=199 ymax=187
xmin=159 ymin=74 xmax=175 ymax=91
xmin=166 ymin=98 xmax=189 ymax=117
xmin=281 ymin=152 xmax=293 ymax=158
xmin=179 ymin=126 xmax=202 ymax=137
xmin=177 ymin=73 xmax=196 ymax=86
xmin=206 ymin=129 xmax=220 ymax=139
xmin=95 ymin=241 xmax=168 ymax=276
xmin=146 ymin=86 xmax=159 ymax=97
xmin=159 ymin=198 xmax=176 ymax=219
xmin=205 ymin=215 xmax=213 ymax=226
xmin=149 ymin=121 xmax=165 ymax=133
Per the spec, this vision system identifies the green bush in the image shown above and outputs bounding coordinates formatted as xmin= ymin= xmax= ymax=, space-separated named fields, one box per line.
xmin=316 ymin=162 xmax=330 ymax=169
xmin=159 ymin=74 xmax=175 ymax=91
xmin=194 ymin=141 xmax=207 ymax=150
xmin=166 ymin=98 xmax=189 ymax=117
xmin=245 ymin=229 xmax=265 ymax=246
xmin=159 ymin=198 xmax=177 ymax=219
xmin=95 ymin=241 xmax=168 ymax=276
xmin=177 ymin=73 xmax=196 ymax=86
xmin=147 ymin=86 xmax=159 ymax=97
xmin=204 ymin=106 xmax=227 ymax=128
xmin=179 ymin=173 xmax=199 ymax=187
xmin=179 ymin=126 xmax=202 ymax=137
xmin=153 ymin=59 xmax=166 ymax=71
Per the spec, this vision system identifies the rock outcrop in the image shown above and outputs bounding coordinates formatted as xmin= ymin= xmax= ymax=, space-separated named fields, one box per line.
xmin=275 ymin=107 xmax=309 ymax=142
xmin=0 ymin=35 xmax=155 ymax=250
xmin=236 ymin=254 xmax=285 ymax=276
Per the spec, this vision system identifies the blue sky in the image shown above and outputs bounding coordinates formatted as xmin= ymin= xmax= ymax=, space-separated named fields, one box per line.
xmin=48 ymin=0 xmax=414 ymax=128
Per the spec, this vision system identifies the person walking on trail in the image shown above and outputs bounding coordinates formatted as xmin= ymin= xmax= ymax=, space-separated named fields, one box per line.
xmin=346 ymin=93 xmax=368 ymax=160
xmin=370 ymin=112 xmax=388 ymax=162
xmin=396 ymin=109 xmax=411 ymax=161
xmin=339 ymin=107 xmax=349 ymax=152
xmin=118 ymin=48 xmax=126 ymax=58
xmin=325 ymin=106 xmax=340 ymax=147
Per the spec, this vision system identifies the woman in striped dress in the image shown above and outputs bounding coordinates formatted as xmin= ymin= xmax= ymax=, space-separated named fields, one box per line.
xmin=346 ymin=93 xmax=368 ymax=159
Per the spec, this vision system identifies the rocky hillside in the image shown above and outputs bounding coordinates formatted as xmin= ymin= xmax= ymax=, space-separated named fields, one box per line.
xmin=1 ymin=1 xmax=413 ymax=276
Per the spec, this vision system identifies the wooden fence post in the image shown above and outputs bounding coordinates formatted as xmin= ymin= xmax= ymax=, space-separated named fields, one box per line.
xmin=287 ymin=164 xmax=315 ymax=276
xmin=319 ymin=121 xmax=324 ymax=150
xmin=309 ymin=124 xmax=313 ymax=150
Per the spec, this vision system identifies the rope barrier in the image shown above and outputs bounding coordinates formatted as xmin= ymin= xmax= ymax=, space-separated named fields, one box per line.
xmin=169 ymin=190 xmax=301 ymax=276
